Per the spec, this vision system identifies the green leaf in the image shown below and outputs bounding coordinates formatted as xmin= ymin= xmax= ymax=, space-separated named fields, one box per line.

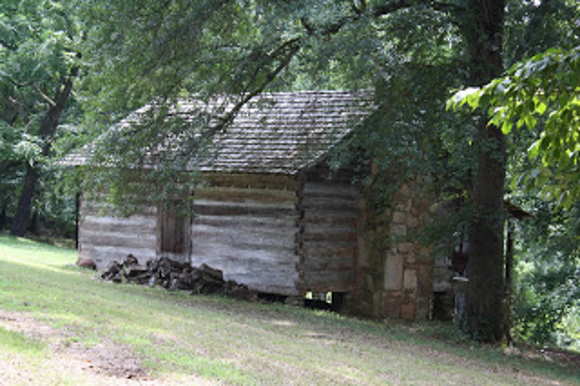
xmin=534 ymin=100 xmax=547 ymax=115
xmin=528 ymin=140 xmax=541 ymax=159
xmin=447 ymin=87 xmax=481 ymax=110
xmin=524 ymin=115 xmax=537 ymax=129
xmin=501 ymin=120 xmax=513 ymax=134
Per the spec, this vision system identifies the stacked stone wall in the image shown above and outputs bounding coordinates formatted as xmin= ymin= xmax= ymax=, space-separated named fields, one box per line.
xmin=352 ymin=181 xmax=433 ymax=320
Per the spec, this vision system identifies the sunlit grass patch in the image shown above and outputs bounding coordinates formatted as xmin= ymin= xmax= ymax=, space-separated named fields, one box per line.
xmin=0 ymin=325 xmax=45 ymax=356
xmin=144 ymin=348 xmax=255 ymax=385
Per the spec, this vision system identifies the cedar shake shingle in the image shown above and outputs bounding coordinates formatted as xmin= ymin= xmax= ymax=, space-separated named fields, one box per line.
xmin=63 ymin=90 xmax=374 ymax=175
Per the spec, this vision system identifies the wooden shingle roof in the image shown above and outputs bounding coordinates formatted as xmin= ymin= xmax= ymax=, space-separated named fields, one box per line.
xmin=64 ymin=90 xmax=374 ymax=175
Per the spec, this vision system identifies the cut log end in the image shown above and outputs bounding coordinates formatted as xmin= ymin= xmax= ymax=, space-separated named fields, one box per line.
xmin=76 ymin=257 xmax=96 ymax=270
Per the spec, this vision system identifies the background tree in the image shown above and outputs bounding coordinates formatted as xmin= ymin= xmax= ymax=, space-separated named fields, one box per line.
xmin=0 ymin=0 xmax=82 ymax=236
xmin=512 ymin=198 xmax=579 ymax=347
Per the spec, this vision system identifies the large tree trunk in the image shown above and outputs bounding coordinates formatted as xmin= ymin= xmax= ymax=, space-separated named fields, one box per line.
xmin=464 ymin=122 xmax=506 ymax=342
xmin=459 ymin=0 xmax=507 ymax=342
xmin=11 ymin=165 xmax=39 ymax=236
xmin=10 ymin=73 xmax=76 ymax=237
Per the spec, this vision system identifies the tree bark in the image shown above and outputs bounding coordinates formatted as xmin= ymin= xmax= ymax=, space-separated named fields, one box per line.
xmin=11 ymin=164 xmax=39 ymax=236
xmin=459 ymin=0 xmax=507 ymax=342
xmin=504 ymin=219 xmax=515 ymax=345
xmin=10 ymin=73 xmax=76 ymax=237
xmin=464 ymin=121 xmax=506 ymax=342
xmin=0 ymin=201 xmax=6 ymax=230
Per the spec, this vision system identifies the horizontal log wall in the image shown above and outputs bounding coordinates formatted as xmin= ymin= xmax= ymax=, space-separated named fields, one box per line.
xmin=191 ymin=180 xmax=300 ymax=295
xmin=79 ymin=199 xmax=157 ymax=269
xmin=299 ymin=181 xmax=360 ymax=292
xmin=78 ymin=170 xmax=361 ymax=297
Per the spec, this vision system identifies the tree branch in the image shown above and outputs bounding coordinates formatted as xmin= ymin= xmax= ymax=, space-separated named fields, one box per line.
xmin=373 ymin=0 xmax=463 ymax=17
xmin=301 ymin=15 xmax=356 ymax=37
xmin=372 ymin=0 xmax=414 ymax=16
xmin=216 ymin=38 xmax=302 ymax=130
xmin=301 ymin=0 xmax=464 ymax=38
xmin=39 ymin=66 xmax=78 ymax=142
xmin=169 ymin=38 xmax=303 ymax=162
xmin=428 ymin=1 xmax=465 ymax=13
xmin=34 ymin=85 xmax=57 ymax=107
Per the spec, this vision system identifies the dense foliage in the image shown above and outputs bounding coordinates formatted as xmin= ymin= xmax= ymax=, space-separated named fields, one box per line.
xmin=510 ymin=200 xmax=579 ymax=347
xmin=449 ymin=46 xmax=579 ymax=208
xmin=0 ymin=0 xmax=82 ymax=236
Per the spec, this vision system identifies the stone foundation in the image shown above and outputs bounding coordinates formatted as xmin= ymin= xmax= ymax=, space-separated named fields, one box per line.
xmin=352 ymin=180 xmax=433 ymax=321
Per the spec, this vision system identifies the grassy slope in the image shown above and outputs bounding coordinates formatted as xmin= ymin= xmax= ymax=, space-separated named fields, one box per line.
xmin=0 ymin=235 xmax=577 ymax=385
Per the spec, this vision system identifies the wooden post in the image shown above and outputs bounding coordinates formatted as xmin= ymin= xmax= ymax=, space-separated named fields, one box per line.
xmin=75 ymin=192 xmax=80 ymax=250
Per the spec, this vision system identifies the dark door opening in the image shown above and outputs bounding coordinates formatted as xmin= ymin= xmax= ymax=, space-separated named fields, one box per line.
xmin=157 ymin=201 xmax=192 ymax=263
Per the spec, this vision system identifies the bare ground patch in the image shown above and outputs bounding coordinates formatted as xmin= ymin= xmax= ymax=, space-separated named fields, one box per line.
xmin=0 ymin=310 xmax=210 ymax=385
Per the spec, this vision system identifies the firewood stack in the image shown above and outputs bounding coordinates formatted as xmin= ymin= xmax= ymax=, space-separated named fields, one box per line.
xmin=101 ymin=254 xmax=256 ymax=300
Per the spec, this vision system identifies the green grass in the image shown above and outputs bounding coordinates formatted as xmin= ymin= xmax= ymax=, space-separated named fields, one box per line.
xmin=0 ymin=325 xmax=45 ymax=355
xmin=0 ymin=234 xmax=578 ymax=385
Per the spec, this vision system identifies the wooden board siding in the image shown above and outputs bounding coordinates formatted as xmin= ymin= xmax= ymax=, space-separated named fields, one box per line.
xmin=191 ymin=183 xmax=300 ymax=295
xmin=79 ymin=200 xmax=157 ymax=269
xmin=299 ymin=181 xmax=360 ymax=292
xmin=201 ymin=173 xmax=299 ymax=190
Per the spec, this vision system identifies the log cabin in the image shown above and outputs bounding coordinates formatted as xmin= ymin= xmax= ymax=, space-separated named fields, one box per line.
xmin=64 ymin=90 xmax=435 ymax=320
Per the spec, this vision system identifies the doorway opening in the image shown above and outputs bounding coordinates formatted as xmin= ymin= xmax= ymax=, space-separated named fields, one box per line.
xmin=157 ymin=201 xmax=192 ymax=263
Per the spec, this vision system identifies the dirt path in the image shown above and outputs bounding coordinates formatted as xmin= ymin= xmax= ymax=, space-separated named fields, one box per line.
xmin=0 ymin=310 xmax=211 ymax=386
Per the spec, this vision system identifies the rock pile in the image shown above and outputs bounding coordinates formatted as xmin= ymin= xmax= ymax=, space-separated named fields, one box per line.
xmin=100 ymin=254 xmax=256 ymax=300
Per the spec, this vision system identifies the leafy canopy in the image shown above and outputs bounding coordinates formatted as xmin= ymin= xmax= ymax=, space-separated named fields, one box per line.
xmin=448 ymin=46 xmax=580 ymax=207
xmin=0 ymin=0 xmax=82 ymax=234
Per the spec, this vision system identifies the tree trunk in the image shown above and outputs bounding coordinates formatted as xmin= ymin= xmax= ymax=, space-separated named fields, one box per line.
xmin=0 ymin=202 xmax=6 ymax=230
xmin=9 ymin=72 xmax=76 ymax=237
xmin=459 ymin=0 xmax=507 ymax=342
xmin=504 ymin=219 xmax=515 ymax=345
xmin=464 ymin=121 xmax=506 ymax=342
xmin=11 ymin=164 xmax=39 ymax=236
